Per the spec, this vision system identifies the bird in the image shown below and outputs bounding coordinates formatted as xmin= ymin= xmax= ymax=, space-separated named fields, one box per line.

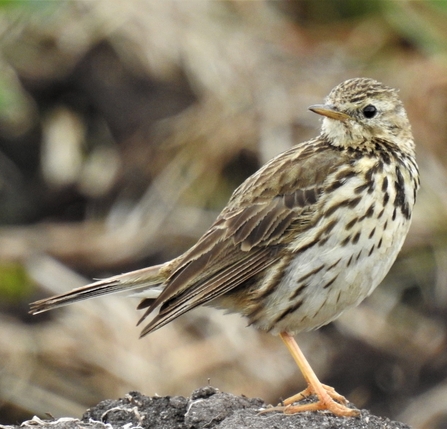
xmin=30 ymin=77 xmax=419 ymax=417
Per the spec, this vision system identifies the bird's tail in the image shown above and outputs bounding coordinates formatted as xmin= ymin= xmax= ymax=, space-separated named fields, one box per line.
xmin=29 ymin=264 xmax=166 ymax=314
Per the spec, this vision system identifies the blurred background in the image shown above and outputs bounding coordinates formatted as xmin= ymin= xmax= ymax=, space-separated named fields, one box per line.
xmin=0 ymin=1 xmax=446 ymax=428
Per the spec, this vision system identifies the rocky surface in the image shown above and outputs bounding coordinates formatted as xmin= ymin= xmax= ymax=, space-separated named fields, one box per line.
xmin=1 ymin=387 xmax=411 ymax=429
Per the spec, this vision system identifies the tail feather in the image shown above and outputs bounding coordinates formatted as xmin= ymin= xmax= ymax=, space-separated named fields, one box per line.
xmin=29 ymin=264 xmax=165 ymax=314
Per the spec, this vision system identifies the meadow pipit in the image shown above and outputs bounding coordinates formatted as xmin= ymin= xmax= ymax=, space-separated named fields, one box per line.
xmin=30 ymin=78 xmax=419 ymax=417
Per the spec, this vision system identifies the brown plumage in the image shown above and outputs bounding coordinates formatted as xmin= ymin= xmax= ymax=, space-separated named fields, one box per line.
xmin=30 ymin=78 xmax=419 ymax=417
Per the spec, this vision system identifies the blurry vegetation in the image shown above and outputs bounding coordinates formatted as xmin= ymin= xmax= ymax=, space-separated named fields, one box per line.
xmin=0 ymin=263 xmax=31 ymax=302
xmin=0 ymin=1 xmax=447 ymax=429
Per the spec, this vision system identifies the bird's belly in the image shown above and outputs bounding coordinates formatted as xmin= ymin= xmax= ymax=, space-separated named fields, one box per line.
xmin=251 ymin=198 xmax=412 ymax=335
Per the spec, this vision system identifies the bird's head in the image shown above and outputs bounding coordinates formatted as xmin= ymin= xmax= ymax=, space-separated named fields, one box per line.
xmin=309 ymin=78 xmax=414 ymax=154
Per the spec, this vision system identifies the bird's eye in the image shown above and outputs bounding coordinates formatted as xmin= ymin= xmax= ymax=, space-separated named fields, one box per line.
xmin=362 ymin=105 xmax=377 ymax=119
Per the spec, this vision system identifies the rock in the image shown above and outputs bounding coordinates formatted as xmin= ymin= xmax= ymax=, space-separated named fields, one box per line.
xmin=5 ymin=387 xmax=411 ymax=429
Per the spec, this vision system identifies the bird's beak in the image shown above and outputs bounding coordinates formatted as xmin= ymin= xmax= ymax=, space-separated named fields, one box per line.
xmin=308 ymin=104 xmax=351 ymax=122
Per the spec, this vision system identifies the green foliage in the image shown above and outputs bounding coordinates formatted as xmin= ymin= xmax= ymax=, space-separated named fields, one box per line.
xmin=0 ymin=263 xmax=32 ymax=302
xmin=384 ymin=0 xmax=447 ymax=54
xmin=0 ymin=73 xmax=29 ymax=129
xmin=277 ymin=0 xmax=382 ymax=26
xmin=0 ymin=0 xmax=61 ymax=13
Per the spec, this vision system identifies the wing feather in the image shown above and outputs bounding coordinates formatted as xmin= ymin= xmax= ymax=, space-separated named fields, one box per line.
xmin=139 ymin=246 xmax=278 ymax=335
xmin=137 ymin=139 xmax=347 ymax=334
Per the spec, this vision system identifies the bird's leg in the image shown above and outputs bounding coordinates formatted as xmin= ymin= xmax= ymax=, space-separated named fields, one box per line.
xmin=276 ymin=332 xmax=358 ymax=417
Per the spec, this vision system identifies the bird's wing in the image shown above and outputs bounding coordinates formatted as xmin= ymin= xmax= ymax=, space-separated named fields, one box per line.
xmin=138 ymin=139 xmax=347 ymax=335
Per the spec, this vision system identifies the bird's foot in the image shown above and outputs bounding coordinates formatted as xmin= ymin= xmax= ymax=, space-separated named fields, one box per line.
xmin=283 ymin=383 xmax=348 ymax=406
xmin=261 ymin=384 xmax=358 ymax=417
xmin=270 ymin=333 xmax=359 ymax=417
xmin=282 ymin=396 xmax=358 ymax=417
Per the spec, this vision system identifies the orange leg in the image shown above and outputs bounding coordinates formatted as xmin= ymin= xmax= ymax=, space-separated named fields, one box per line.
xmin=275 ymin=332 xmax=358 ymax=417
